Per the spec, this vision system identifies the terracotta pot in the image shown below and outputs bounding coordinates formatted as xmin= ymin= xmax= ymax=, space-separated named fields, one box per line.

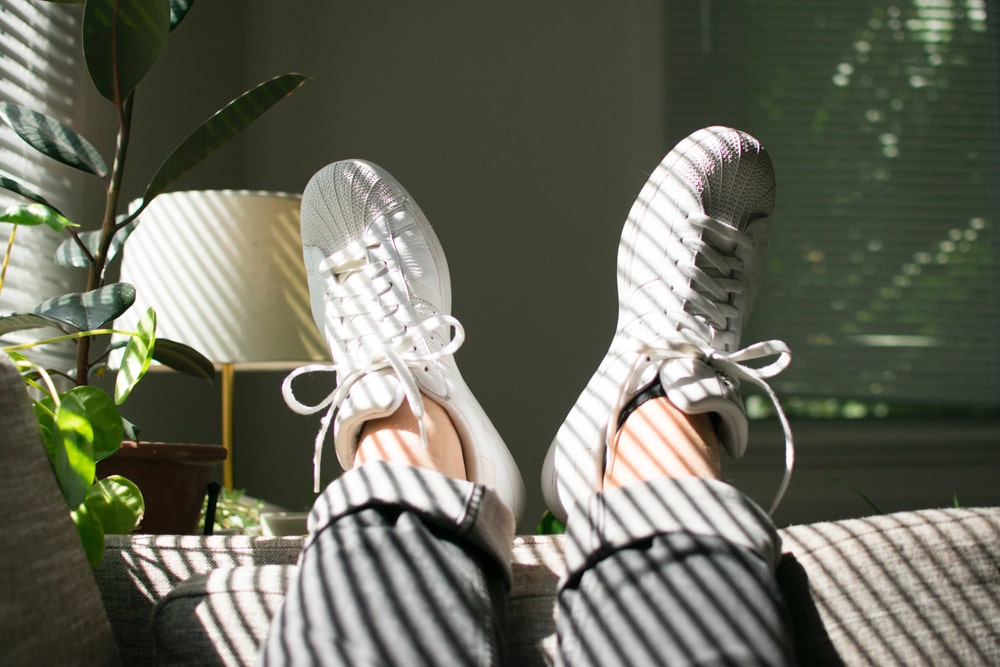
xmin=97 ymin=441 xmax=228 ymax=534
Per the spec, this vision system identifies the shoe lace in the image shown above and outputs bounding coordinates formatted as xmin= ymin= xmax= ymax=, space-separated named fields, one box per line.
xmin=670 ymin=213 xmax=756 ymax=346
xmin=615 ymin=213 xmax=795 ymax=515
xmin=282 ymin=236 xmax=464 ymax=492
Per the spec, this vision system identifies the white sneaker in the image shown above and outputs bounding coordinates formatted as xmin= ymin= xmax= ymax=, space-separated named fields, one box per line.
xmin=542 ymin=126 xmax=794 ymax=523
xmin=283 ymin=159 xmax=526 ymax=521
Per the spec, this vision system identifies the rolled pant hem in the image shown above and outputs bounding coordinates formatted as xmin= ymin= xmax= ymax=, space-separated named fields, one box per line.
xmin=307 ymin=462 xmax=516 ymax=585
xmin=562 ymin=476 xmax=782 ymax=587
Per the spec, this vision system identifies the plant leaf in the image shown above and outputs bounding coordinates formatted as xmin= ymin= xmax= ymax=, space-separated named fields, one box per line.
xmin=139 ymin=73 xmax=307 ymax=206
xmin=0 ymin=103 xmax=107 ymax=177
xmin=51 ymin=390 xmax=98 ymax=508
xmin=0 ymin=312 xmax=67 ymax=337
xmin=85 ymin=475 xmax=144 ymax=534
xmin=61 ymin=385 xmax=124 ymax=462
xmin=70 ymin=502 xmax=105 ymax=568
xmin=83 ymin=0 xmax=171 ymax=103
xmin=115 ymin=307 xmax=155 ymax=404
xmin=34 ymin=283 xmax=136 ymax=333
xmin=121 ymin=416 xmax=140 ymax=441
xmin=169 ymin=0 xmax=194 ymax=30
xmin=152 ymin=337 xmax=215 ymax=381
xmin=53 ymin=216 xmax=138 ymax=268
xmin=0 ymin=176 xmax=64 ymax=215
xmin=33 ymin=399 xmax=57 ymax=460
xmin=0 ymin=204 xmax=77 ymax=232
xmin=535 ymin=510 xmax=566 ymax=535
xmin=831 ymin=476 xmax=883 ymax=515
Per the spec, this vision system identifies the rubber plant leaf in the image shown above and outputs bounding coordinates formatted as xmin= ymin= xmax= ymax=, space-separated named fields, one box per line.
xmin=0 ymin=204 xmax=78 ymax=232
xmin=84 ymin=475 xmax=144 ymax=534
xmin=0 ymin=312 xmax=68 ymax=337
xmin=153 ymin=337 xmax=216 ymax=381
xmin=138 ymin=73 xmax=307 ymax=210
xmin=0 ymin=103 xmax=108 ymax=177
xmin=115 ymin=306 xmax=155 ymax=404
xmin=170 ymin=0 xmax=194 ymax=30
xmin=58 ymin=385 xmax=125 ymax=462
xmin=83 ymin=0 xmax=171 ymax=103
xmin=54 ymin=216 xmax=137 ymax=268
xmin=34 ymin=283 xmax=136 ymax=333
xmin=0 ymin=176 xmax=65 ymax=216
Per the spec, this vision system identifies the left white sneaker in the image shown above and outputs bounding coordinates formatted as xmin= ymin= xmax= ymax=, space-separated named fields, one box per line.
xmin=283 ymin=159 xmax=525 ymax=521
xmin=542 ymin=126 xmax=794 ymax=524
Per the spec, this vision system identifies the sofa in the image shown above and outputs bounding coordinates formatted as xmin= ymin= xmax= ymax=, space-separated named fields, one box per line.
xmin=4 ymin=355 xmax=1000 ymax=666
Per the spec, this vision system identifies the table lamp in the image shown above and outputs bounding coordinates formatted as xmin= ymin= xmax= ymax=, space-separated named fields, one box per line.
xmin=115 ymin=190 xmax=329 ymax=489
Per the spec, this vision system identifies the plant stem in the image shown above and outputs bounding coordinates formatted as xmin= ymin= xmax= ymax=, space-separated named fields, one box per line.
xmin=77 ymin=93 xmax=134 ymax=386
xmin=0 ymin=223 xmax=16 ymax=297
xmin=4 ymin=328 xmax=136 ymax=352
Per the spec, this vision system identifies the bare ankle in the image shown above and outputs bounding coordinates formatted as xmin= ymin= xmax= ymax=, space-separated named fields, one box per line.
xmin=604 ymin=396 xmax=721 ymax=490
xmin=355 ymin=395 xmax=468 ymax=480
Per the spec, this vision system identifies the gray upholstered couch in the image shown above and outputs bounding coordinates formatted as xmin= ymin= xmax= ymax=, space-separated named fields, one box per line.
xmin=4 ymin=353 xmax=1000 ymax=666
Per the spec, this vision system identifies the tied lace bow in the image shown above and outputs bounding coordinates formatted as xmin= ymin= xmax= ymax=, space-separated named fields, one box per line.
xmin=282 ymin=238 xmax=464 ymax=492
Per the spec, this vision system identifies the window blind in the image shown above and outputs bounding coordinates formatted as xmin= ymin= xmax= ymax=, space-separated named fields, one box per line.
xmin=664 ymin=0 xmax=1000 ymax=416
xmin=0 ymin=1 xmax=82 ymax=366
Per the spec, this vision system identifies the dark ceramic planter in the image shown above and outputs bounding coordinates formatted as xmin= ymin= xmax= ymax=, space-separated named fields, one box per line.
xmin=97 ymin=441 xmax=227 ymax=534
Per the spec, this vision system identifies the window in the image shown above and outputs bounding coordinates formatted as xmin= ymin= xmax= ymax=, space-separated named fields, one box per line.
xmin=0 ymin=1 xmax=83 ymax=365
xmin=664 ymin=0 xmax=1000 ymax=418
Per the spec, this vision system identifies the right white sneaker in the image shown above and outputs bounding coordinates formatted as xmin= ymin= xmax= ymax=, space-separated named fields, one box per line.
xmin=542 ymin=126 xmax=794 ymax=523
xmin=283 ymin=160 xmax=525 ymax=522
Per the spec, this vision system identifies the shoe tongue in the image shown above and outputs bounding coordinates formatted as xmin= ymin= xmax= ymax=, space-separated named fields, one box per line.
xmin=344 ymin=370 xmax=405 ymax=420
xmin=658 ymin=357 xmax=748 ymax=458
xmin=334 ymin=370 xmax=405 ymax=467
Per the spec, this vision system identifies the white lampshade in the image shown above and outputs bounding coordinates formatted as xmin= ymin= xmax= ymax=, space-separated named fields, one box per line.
xmin=116 ymin=190 xmax=328 ymax=368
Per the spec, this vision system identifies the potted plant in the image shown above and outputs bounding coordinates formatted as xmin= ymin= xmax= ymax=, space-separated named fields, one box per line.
xmin=0 ymin=0 xmax=306 ymax=564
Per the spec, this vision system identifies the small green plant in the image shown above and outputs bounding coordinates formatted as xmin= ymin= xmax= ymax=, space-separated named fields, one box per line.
xmin=536 ymin=510 xmax=566 ymax=535
xmin=201 ymin=487 xmax=264 ymax=535
xmin=0 ymin=0 xmax=305 ymax=565
xmin=831 ymin=476 xmax=883 ymax=515
xmin=6 ymin=321 xmax=154 ymax=566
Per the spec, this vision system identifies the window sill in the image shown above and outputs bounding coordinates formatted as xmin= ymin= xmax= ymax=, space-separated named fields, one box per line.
xmin=730 ymin=417 xmax=1000 ymax=527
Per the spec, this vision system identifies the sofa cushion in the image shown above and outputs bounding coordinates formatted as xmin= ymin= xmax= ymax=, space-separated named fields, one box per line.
xmin=0 ymin=353 xmax=121 ymax=666
xmin=150 ymin=536 xmax=566 ymax=666
xmin=154 ymin=564 xmax=295 ymax=666
xmin=97 ymin=533 xmax=304 ymax=666
xmin=146 ymin=507 xmax=1000 ymax=666
xmin=778 ymin=507 xmax=1000 ymax=666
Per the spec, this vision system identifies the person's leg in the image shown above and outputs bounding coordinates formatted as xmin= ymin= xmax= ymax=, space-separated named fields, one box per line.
xmin=557 ymin=394 xmax=795 ymax=667
xmin=261 ymin=397 xmax=515 ymax=667
xmin=264 ymin=160 xmax=526 ymax=666
xmin=543 ymin=127 xmax=797 ymax=666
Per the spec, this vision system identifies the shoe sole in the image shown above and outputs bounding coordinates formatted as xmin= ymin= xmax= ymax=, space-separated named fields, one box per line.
xmin=542 ymin=127 xmax=772 ymax=523
xmin=299 ymin=159 xmax=452 ymax=334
